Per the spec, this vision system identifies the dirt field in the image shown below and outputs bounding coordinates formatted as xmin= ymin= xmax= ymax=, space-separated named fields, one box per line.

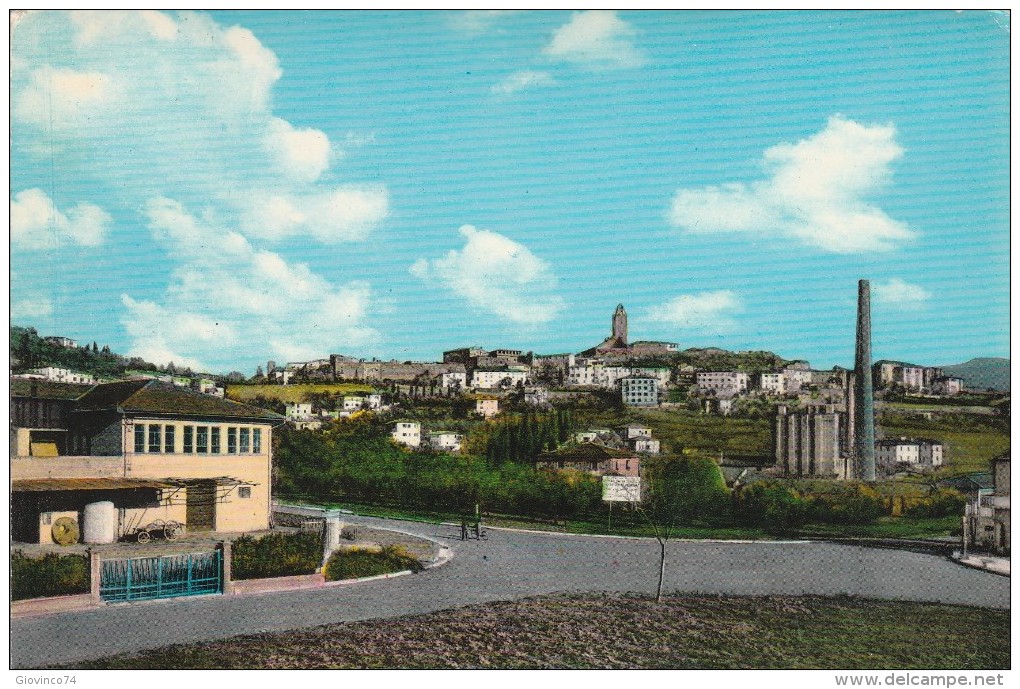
xmin=71 ymin=593 xmax=1009 ymax=669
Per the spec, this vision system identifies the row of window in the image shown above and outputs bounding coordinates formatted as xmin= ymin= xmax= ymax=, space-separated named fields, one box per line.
xmin=133 ymin=423 xmax=262 ymax=455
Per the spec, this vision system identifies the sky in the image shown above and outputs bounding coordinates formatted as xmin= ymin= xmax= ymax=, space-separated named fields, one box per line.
xmin=9 ymin=10 xmax=1010 ymax=375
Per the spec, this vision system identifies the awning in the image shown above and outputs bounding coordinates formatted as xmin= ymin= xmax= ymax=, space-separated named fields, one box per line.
xmin=12 ymin=478 xmax=175 ymax=492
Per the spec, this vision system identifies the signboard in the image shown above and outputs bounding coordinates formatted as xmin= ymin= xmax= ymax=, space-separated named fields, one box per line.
xmin=602 ymin=476 xmax=641 ymax=503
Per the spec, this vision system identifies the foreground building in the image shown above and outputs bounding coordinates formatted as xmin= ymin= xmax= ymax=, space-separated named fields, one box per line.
xmin=965 ymin=452 xmax=1010 ymax=554
xmin=11 ymin=379 xmax=283 ymax=544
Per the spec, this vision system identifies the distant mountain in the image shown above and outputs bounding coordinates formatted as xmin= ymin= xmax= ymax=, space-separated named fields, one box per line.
xmin=941 ymin=357 xmax=1010 ymax=392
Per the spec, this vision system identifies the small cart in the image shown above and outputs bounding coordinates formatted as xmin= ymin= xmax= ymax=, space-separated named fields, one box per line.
xmin=131 ymin=519 xmax=185 ymax=543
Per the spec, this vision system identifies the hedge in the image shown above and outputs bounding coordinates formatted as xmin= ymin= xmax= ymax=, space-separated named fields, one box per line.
xmin=324 ymin=545 xmax=423 ymax=581
xmin=231 ymin=531 xmax=323 ymax=580
xmin=11 ymin=551 xmax=90 ymax=601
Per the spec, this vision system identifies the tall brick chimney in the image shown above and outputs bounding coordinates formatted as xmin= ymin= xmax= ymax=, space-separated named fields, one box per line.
xmin=854 ymin=279 xmax=876 ymax=482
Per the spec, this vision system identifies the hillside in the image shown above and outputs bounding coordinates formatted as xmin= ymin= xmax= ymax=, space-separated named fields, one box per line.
xmin=942 ymin=357 xmax=1010 ymax=392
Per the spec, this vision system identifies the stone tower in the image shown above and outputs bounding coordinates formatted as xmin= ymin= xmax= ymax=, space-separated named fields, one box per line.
xmin=612 ymin=304 xmax=628 ymax=347
xmin=853 ymin=280 xmax=876 ymax=482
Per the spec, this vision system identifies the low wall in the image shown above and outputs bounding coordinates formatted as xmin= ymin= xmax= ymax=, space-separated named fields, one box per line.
xmin=11 ymin=594 xmax=95 ymax=618
xmin=230 ymin=572 xmax=325 ymax=595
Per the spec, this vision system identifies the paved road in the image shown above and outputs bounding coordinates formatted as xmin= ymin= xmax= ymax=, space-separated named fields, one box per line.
xmin=10 ymin=517 xmax=1010 ymax=668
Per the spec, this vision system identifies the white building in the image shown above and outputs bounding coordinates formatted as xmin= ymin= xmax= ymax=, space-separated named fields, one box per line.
xmin=366 ymin=393 xmax=383 ymax=409
xmin=343 ymin=396 xmax=365 ymax=412
xmin=25 ymin=367 xmax=97 ymax=385
xmin=429 ymin=431 xmax=463 ymax=452
xmin=630 ymin=437 xmax=661 ymax=454
xmin=901 ymin=366 xmax=926 ymax=391
xmin=440 ymin=371 xmax=467 ymax=390
xmin=523 ymin=387 xmax=550 ymax=407
xmin=391 ymin=421 xmax=422 ymax=448
xmin=696 ymin=371 xmax=750 ymax=396
xmin=876 ymin=437 xmax=944 ymax=472
xmin=630 ymin=367 xmax=671 ymax=387
xmin=471 ymin=368 xmax=528 ymax=389
xmin=476 ymin=397 xmax=500 ymax=418
xmin=759 ymin=372 xmax=787 ymax=395
xmin=931 ymin=376 xmax=964 ymax=396
xmin=619 ymin=423 xmax=653 ymax=439
xmin=620 ymin=375 xmax=659 ymax=407
xmin=285 ymin=402 xmax=313 ymax=419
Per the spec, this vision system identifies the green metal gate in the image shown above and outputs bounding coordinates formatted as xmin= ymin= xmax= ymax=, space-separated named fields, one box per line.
xmin=100 ymin=551 xmax=222 ymax=602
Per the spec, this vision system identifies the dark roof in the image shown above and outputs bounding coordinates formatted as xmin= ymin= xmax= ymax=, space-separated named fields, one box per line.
xmin=938 ymin=473 xmax=994 ymax=491
xmin=537 ymin=442 xmax=635 ymax=461
xmin=74 ymin=379 xmax=150 ymax=409
xmin=76 ymin=380 xmax=283 ymax=421
xmin=13 ymin=478 xmax=173 ymax=492
xmin=10 ymin=379 xmax=95 ymax=400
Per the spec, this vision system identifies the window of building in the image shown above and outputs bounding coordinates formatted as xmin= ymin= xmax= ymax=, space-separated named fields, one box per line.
xmin=134 ymin=424 xmax=145 ymax=453
xmin=211 ymin=427 xmax=221 ymax=453
xmin=253 ymin=428 xmax=261 ymax=453
xmin=183 ymin=426 xmax=194 ymax=453
xmin=148 ymin=424 xmax=162 ymax=453
xmin=238 ymin=486 xmax=251 ymax=499
xmin=164 ymin=425 xmax=175 ymax=453
xmin=197 ymin=426 xmax=209 ymax=453
xmin=228 ymin=427 xmax=237 ymax=454
xmin=240 ymin=428 xmax=250 ymax=453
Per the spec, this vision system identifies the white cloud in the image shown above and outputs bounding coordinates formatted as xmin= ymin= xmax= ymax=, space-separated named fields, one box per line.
xmin=264 ymin=117 xmax=332 ymax=183
xmin=450 ymin=10 xmax=518 ymax=34
xmin=118 ymin=198 xmax=380 ymax=370
xmin=11 ymin=296 xmax=54 ymax=321
xmin=644 ymin=291 xmax=743 ymax=332
xmin=12 ymin=10 xmax=387 ymax=245
xmin=411 ymin=224 xmax=564 ymax=325
xmin=242 ymin=187 xmax=389 ymax=243
xmin=543 ymin=11 xmax=646 ymax=69
xmin=492 ymin=70 xmax=555 ymax=95
xmin=873 ymin=278 xmax=931 ymax=307
xmin=669 ymin=116 xmax=915 ymax=253
xmin=11 ymin=188 xmax=110 ymax=249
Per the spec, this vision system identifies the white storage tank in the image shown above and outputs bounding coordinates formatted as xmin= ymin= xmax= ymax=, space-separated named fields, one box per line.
xmin=83 ymin=501 xmax=117 ymax=544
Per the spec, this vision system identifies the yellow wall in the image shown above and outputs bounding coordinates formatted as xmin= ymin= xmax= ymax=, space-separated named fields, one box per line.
xmin=126 ymin=419 xmax=274 ymax=533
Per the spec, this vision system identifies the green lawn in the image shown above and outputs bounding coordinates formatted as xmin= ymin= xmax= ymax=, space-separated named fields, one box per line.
xmin=281 ymin=496 xmax=958 ymax=542
xmin=68 ymin=593 xmax=1009 ymax=669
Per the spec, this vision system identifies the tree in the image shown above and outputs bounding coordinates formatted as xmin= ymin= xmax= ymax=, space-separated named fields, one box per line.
xmin=638 ymin=457 xmax=729 ymax=602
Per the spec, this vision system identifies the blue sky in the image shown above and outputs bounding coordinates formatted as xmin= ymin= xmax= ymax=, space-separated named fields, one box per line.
xmin=10 ymin=10 xmax=1010 ymax=375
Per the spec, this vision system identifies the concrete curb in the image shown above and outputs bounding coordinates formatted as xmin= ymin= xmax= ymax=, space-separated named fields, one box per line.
xmin=476 ymin=523 xmax=813 ymax=545
xmin=951 ymin=554 xmax=1010 ymax=578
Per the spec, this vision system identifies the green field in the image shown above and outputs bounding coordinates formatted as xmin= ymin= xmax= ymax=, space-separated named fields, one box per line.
xmin=226 ymin=383 xmax=376 ymax=404
xmin=70 ymin=593 xmax=1009 ymax=669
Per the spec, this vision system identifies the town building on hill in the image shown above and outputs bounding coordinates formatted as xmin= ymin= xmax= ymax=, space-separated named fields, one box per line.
xmin=390 ymin=421 xmax=421 ymax=448
xmin=534 ymin=443 xmax=640 ymax=477
xmin=620 ymin=375 xmax=659 ymax=406
xmin=475 ymin=395 xmax=500 ymax=418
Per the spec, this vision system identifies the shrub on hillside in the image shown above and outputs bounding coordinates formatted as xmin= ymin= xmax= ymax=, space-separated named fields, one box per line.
xmin=324 ymin=545 xmax=424 ymax=581
xmin=11 ymin=551 xmax=90 ymax=601
xmin=231 ymin=531 xmax=323 ymax=580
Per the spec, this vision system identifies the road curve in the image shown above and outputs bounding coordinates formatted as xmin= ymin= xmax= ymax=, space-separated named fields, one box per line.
xmin=10 ymin=516 xmax=1010 ymax=668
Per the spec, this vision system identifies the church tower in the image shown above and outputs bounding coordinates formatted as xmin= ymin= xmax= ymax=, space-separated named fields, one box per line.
xmin=612 ymin=303 xmax=628 ymax=347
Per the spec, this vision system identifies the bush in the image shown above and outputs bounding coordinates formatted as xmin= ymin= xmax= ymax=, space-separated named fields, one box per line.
xmin=324 ymin=545 xmax=423 ymax=581
xmin=808 ymin=484 xmax=886 ymax=525
xmin=905 ymin=489 xmax=967 ymax=519
xmin=11 ymin=551 xmax=90 ymax=601
xmin=231 ymin=531 xmax=323 ymax=580
xmin=734 ymin=482 xmax=809 ymax=534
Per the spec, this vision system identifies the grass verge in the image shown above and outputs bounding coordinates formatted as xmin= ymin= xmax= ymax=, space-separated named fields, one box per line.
xmin=67 ymin=593 xmax=1008 ymax=669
